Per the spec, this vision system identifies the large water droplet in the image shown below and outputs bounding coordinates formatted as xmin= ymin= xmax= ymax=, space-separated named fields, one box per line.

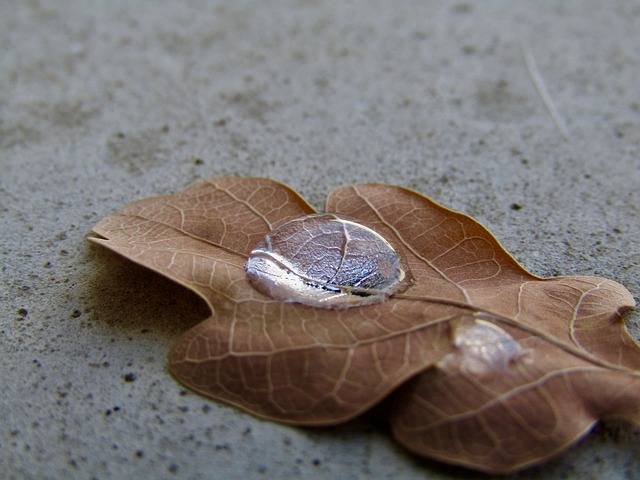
xmin=245 ymin=214 xmax=406 ymax=308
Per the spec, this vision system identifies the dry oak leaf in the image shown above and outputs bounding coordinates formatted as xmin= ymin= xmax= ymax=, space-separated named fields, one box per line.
xmin=89 ymin=177 xmax=640 ymax=474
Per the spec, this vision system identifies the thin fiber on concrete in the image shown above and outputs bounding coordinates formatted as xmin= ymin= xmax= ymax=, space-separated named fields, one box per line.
xmin=1 ymin=1 xmax=639 ymax=479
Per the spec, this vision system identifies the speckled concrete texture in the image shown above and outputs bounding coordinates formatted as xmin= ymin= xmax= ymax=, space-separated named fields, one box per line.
xmin=1 ymin=1 xmax=639 ymax=479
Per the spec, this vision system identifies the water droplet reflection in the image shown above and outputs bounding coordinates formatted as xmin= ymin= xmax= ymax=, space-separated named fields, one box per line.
xmin=245 ymin=214 xmax=406 ymax=308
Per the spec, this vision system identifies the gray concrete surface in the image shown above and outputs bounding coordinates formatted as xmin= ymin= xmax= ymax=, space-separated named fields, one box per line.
xmin=1 ymin=1 xmax=639 ymax=479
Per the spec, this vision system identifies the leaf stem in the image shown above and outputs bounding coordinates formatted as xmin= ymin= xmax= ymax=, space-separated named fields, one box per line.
xmin=392 ymin=292 xmax=640 ymax=377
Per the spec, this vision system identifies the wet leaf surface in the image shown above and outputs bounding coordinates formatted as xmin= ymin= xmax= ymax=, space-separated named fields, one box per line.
xmin=89 ymin=177 xmax=640 ymax=473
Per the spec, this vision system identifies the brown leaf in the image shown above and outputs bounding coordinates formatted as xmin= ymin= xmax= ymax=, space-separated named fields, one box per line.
xmin=89 ymin=177 xmax=640 ymax=474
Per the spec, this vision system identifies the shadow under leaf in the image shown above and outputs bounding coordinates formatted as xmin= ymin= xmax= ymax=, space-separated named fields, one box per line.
xmin=85 ymin=242 xmax=210 ymax=338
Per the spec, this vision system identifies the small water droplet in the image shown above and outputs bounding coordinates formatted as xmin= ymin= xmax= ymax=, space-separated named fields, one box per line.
xmin=245 ymin=214 xmax=406 ymax=308
xmin=439 ymin=319 xmax=528 ymax=378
